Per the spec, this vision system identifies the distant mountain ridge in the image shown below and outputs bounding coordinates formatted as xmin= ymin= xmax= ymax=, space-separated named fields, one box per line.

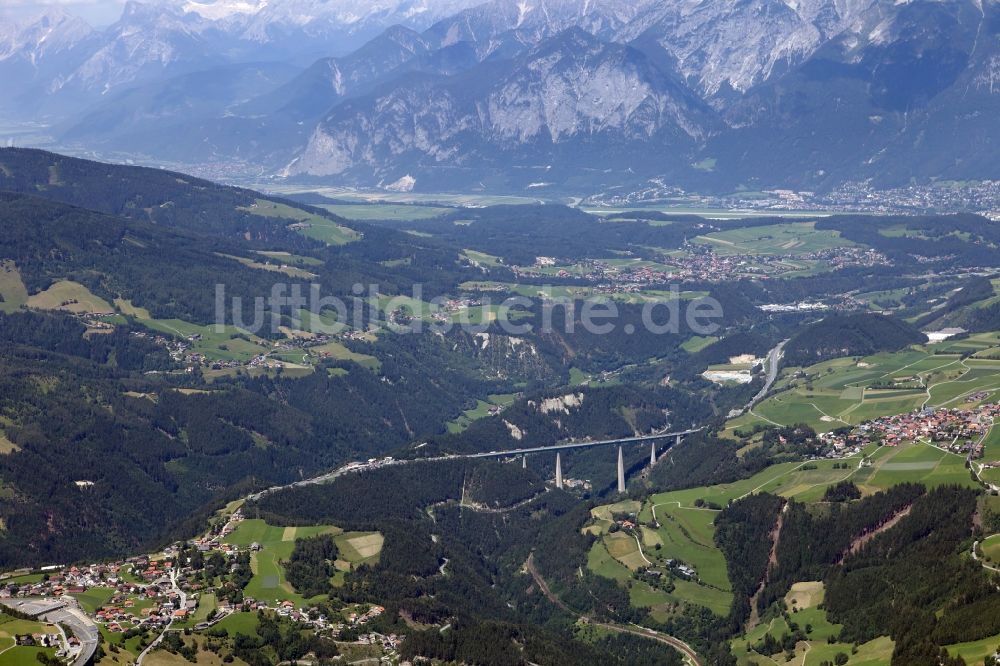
xmin=3 ymin=0 xmax=1000 ymax=193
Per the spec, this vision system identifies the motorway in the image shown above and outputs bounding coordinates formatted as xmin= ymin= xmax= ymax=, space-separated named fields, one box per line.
xmin=464 ymin=428 xmax=704 ymax=458
xmin=247 ymin=428 xmax=704 ymax=502
xmin=750 ymin=339 xmax=788 ymax=409
xmin=1 ymin=597 xmax=99 ymax=666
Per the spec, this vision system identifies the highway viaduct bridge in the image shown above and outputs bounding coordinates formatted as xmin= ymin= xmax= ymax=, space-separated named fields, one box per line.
xmin=466 ymin=428 xmax=703 ymax=493
xmin=247 ymin=429 xmax=704 ymax=503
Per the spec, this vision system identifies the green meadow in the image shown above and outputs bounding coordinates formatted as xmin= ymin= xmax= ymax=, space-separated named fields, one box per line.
xmin=728 ymin=334 xmax=1000 ymax=435
xmin=945 ymin=633 xmax=1000 ymax=666
xmin=693 ymin=221 xmax=855 ymax=256
xmin=246 ymin=199 xmax=359 ymax=245
xmin=0 ymin=261 xmax=28 ymax=313
xmin=447 ymin=393 xmax=519 ymax=433
xmin=26 ymin=280 xmax=114 ymax=314
xmin=587 ymin=437 xmax=977 ymax=623
xmin=223 ymin=519 xmax=383 ymax=605
xmin=318 ymin=203 xmax=450 ymax=221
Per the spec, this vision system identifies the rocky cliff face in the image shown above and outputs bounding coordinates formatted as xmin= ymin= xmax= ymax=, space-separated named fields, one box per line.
xmin=285 ymin=27 xmax=719 ymax=184
xmin=6 ymin=0 xmax=999 ymax=192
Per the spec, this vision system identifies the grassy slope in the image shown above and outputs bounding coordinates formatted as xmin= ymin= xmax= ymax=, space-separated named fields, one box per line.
xmin=223 ymin=519 xmax=382 ymax=605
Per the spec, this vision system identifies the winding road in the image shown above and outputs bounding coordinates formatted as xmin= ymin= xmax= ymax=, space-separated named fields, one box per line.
xmin=136 ymin=568 xmax=188 ymax=666
xmin=525 ymin=554 xmax=702 ymax=666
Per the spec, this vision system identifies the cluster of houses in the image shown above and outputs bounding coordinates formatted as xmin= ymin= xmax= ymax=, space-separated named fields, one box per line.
xmin=512 ymin=246 xmax=888 ymax=288
xmin=356 ymin=630 xmax=400 ymax=651
xmin=425 ymin=297 xmax=485 ymax=325
xmin=0 ymin=558 xmax=191 ymax=635
xmin=130 ymin=329 xmax=192 ymax=363
xmin=95 ymin=591 xmax=196 ymax=633
xmin=15 ymin=632 xmax=61 ymax=648
xmin=2 ymin=561 xmax=130 ymax=600
xmin=819 ymin=403 xmax=1000 ymax=457
xmin=0 ymin=503 xmax=408 ymax=664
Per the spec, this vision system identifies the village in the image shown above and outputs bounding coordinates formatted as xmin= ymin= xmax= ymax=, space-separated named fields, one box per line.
xmin=512 ymin=245 xmax=889 ymax=287
xmin=818 ymin=400 xmax=1000 ymax=461
xmin=0 ymin=505 xmax=403 ymax=666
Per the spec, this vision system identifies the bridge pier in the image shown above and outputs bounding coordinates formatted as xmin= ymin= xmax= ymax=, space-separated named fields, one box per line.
xmin=522 ymin=454 xmax=527 ymax=469
xmin=617 ymin=446 xmax=626 ymax=494
xmin=676 ymin=434 xmax=682 ymax=447
xmin=555 ymin=452 xmax=563 ymax=490
xmin=650 ymin=441 xmax=657 ymax=467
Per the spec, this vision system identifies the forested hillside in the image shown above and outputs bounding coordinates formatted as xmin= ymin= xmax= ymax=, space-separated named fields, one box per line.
xmin=783 ymin=314 xmax=926 ymax=367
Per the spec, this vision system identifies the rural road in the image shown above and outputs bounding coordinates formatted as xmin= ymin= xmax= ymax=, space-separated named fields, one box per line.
xmin=136 ymin=568 xmax=188 ymax=666
xmin=525 ymin=554 xmax=702 ymax=666
xmin=972 ymin=539 xmax=1000 ymax=574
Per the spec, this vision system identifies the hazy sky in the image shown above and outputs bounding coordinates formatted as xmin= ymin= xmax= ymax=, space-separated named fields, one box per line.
xmin=0 ymin=0 xmax=131 ymax=25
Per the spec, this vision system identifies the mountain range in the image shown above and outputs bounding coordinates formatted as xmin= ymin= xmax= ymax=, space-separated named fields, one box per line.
xmin=2 ymin=0 xmax=999 ymax=193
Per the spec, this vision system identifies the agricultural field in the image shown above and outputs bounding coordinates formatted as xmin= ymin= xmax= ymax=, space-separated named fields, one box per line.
xmin=213 ymin=611 xmax=259 ymax=637
xmin=584 ymin=206 xmax=827 ymax=221
xmin=734 ymin=615 xmax=894 ymax=665
xmin=142 ymin=319 xmax=270 ymax=362
xmin=0 ymin=646 xmax=59 ymax=666
xmin=263 ymin=187 xmax=541 ymax=208
xmin=588 ymin=439 xmax=977 ymax=621
xmin=217 ymin=253 xmax=317 ymax=279
xmin=693 ymin=221 xmax=856 ymax=256
xmin=223 ymin=519 xmax=382 ymax=604
xmin=586 ymin=498 xmax=733 ymax=617
xmin=0 ymin=432 xmax=18 ymax=455
xmin=0 ymin=614 xmax=60 ymax=666
xmin=305 ymin=339 xmax=380 ymax=370
xmin=682 ymin=335 xmax=719 ymax=353
xmin=459 ymin=280 xmax=708 ymax=304
xmin=727 ymin=334 xmax=1000 ymax=435
xmin=743 ymin=441 xmax=975 ymax=499
xmin=96 ymin=624 xmax=147 ymax=666
xmin=116 ymin=300 xmax=276 ymax=364
xmin=145 ymin=634 xmax=250 ymax=666
xmin=447 ymin=393 xmax=518 ymax=433
xmin=586 ymin=536 xmax=732 ymax=618
xmin=26 ymin=280 xmax=114 ymax=314
xmin=0 ymin=261 xmax=28 ymax=313
xmin=245 ymin=199 xmax=359 ymax=245
xmin=983 ymin=422 xmax=1000 ymax=462
xmin=318 ymin=203 xmax=450 ymax=221
xmin=945 ymin=634 xmax=1000 ymax=666
xmin=72 ymin=586 xmax=115 ymax=613
xmin=461 ymin=249 xmax=504 ymax=268
xmin=254 ymin=251 xmax=323 ymax=267
xmin=980 ymin=534 xmax=1000 ymax=564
